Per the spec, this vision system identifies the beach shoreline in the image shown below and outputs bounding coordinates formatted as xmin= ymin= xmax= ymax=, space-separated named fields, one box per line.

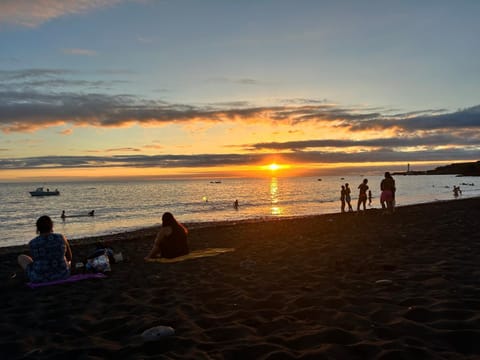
xmin=1 ymin=197 xmax=475 ymax=255
xmin=1 ymin=197 xmax=480 ymax=359
xmin=2 ymin=174 xmax=479 ymax=249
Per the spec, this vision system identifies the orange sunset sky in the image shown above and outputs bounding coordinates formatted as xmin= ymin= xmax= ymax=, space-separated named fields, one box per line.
xmin=1 ymin=1 xmax=479 ymax=181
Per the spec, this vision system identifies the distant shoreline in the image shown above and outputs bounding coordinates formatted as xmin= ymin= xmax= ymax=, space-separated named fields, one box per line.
xmin=393 ymin=160 xmax=480 ymax=176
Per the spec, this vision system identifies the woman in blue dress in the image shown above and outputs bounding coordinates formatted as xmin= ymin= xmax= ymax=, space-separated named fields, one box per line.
xmin=18 ymin=215 xmax=73 ymax=283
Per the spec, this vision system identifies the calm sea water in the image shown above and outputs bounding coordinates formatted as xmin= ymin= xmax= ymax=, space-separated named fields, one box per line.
xmin=1 ymin=175 xmax=479 ymax=248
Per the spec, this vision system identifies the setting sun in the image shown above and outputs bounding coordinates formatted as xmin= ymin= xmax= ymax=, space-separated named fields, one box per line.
xmin=259 ymin=163 xmax=292 ymax=173
xmin=269 ymin=163 xmax=280 ymax=171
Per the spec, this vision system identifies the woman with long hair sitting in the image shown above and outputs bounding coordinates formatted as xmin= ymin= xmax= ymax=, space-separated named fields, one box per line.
xmin=145 ymin=212 xmax=189 ymax=260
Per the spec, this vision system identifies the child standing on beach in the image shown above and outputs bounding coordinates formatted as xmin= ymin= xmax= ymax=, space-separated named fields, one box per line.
xmin=357 ymin=179 xmax=369 ymax=212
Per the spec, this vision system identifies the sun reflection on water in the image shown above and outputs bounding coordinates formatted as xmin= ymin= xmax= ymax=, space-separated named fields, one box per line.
xmin=270 ymin=177 xmax=282 ymax=215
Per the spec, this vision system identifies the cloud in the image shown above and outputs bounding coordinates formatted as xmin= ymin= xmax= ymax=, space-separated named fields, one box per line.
xmin=0 ymin=154 xmax=258 ymax=170
xmin=62 ymin=48 xmax=98 ymax=56
xmin=0 ymin=69 xmax=130 ymax=91
xmin=348 ymin=106 xmax=480 ymax=132
xmin=206 ymin=77 xmax=261 ymax=85
xmin=0 ymin=0 xmax=123 ymax=28
xmin=59 ymin=129 xmax=73 ymax=135
xmin=0 ymin=69 xmax=76 ymax=81
xmin=137 ymin=36 xmax=154 ymax=43
xmin=208 ymin=101 xmax=251 ymax=107
xmin=280 ymin=98 xmax=330 ymax=105
xmin=236 ymin=78 xmax=259 ymax=85
xmin=0 ymin=149 xmax=478 ymax=171
xmin=0 ymin=68 xmax=479 ymax=169
xmin=144 ymin=144 xmax=164 ymax=150
xmin=1 ymin=85 xmax=480 ymax=136
xmin=248 ymin=134 xmax=480 ymax=151
xmin=105 ymin=147 xmax=141 ymax=152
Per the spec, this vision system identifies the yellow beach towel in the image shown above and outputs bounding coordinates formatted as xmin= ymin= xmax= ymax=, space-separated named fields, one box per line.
xmin=145 ymin=248 xmax=235 ymax=263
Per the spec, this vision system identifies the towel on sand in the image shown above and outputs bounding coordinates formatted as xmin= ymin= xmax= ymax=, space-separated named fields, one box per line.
xmin=146 ymin=248 xmax=234 ymax=263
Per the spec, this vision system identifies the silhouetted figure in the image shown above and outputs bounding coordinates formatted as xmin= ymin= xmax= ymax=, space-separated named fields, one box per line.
xmin=234 ymin=199 xmax=239 ymax=209
xmin=340 ymin=185 xmax=346 ymax=213
xmin=357 ymin=179 xmax=369 ymax=212
xmin=88 ymin=210 xmax=95 ymax=216
xmin=61 ymin=210 xmax=66 ymax=220
xmin=345 ymin=183 xmax=353 ymax=211
xmin=380 ymin=172 xmax=396 ymax=214
xmin=145 ymin=212 xmax=189 ymax=260
xmin=17 ymin=215 xmax=73 ymax=283
xmin=368 ymin=190 xmax=372 ymax=206
xmin=453 ymin=186 xmax=462 ymax=197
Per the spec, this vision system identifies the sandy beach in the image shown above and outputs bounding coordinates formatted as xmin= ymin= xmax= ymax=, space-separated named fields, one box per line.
xmin=1 ymin=197 xmax=480 ymax=359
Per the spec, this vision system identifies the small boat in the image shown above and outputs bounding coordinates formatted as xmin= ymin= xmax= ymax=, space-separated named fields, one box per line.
xmin=29 ymin=187 xmax=60 ymax=196
xmin=61 ymin=210 xmax=94 ymax=218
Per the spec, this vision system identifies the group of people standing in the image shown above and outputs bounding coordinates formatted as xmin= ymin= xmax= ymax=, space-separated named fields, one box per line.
xmin=340 ymin=172 xmax=396 ymax=214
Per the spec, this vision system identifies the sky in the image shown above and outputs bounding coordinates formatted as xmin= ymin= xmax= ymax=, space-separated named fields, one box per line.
xmin=0 ymin=0 xmax=479 ymax=181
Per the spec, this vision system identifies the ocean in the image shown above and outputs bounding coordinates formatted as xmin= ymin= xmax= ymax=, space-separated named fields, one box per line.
xmin=1 ymin=175 xmax=479 ymax=248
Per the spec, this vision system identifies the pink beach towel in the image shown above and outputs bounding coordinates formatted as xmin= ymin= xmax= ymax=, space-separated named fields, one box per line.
xmin=27 ymin=273 xmax=107 ymax=289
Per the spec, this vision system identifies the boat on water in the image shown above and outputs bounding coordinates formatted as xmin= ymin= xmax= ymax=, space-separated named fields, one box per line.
xmin=29 ymin=187 xmax=60 ymax=197
xmin=61 ymin=210 xmax=94 ymax=219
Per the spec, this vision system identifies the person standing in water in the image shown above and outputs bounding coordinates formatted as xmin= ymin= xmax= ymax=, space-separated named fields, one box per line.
xmin=453 ymin=186 xmax=462 ymax=197
xmin=357 ymin=179 xmax=369 ymax=212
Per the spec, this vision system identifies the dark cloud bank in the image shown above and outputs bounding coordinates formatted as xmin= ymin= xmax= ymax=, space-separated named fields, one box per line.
xmin=0 ymin=69 xmax=479 ymax=171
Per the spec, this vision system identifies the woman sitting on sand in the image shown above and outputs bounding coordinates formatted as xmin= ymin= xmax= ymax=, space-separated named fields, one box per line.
xmin=145 ymin=212 xmax=189 ymax=260
xmin=18 ymin=215 xmax=73 ymax=283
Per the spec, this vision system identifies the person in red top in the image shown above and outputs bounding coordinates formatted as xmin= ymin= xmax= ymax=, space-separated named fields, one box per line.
xmin=145 ymin=212 xmax=189 ymax=260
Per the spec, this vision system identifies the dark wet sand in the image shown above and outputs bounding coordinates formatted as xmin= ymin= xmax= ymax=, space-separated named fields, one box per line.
xmin=1 ymin=197 xmax=480 ymax=359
